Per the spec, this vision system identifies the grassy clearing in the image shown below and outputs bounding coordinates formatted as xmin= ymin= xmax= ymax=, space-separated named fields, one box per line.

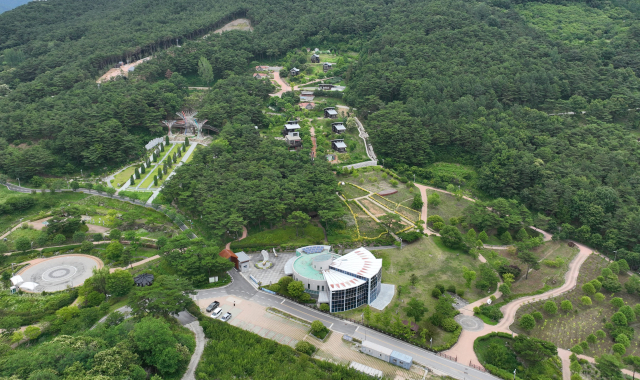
xmin=118 ymin=190 xmax=153 ymax=203
xmin=0 ymin=188 xmax=88 ymax=232
xmin=511 ymin=254 xmax=640 ymax=358
xmin=113 ymin=165 xmax=140 ymax=188
xmin=339 ymin=183 xmax=369 ymax=199
xmin=426 ymin=189 xmax=472 ymax=223
xmin=344 ymin=168 xmax=405 ymax=194
xmin=337 ymin=235 xmax=484 ymax=347
xmin=230 ymin=223 xmax=325 ymax=251
xmin=424 ymin=162 xmax=478 ymax=191
xmin=4 ymin=227 xmax=41 ymax=250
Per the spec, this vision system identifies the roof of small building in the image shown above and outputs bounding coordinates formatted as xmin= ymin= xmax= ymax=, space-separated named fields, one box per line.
xmin=301 ymin=91 xmax=314 ymax=95
xmin=291 ymin=67 xmax=300 ymax=72
xmin=324 ymin=269 xmax=365 ymax=290
xmin=255 ymin=65 xmax=269 ymax=70
xmin=362 ymin=340 xmax=393 ymax=356
xmin=300 ymin=96 xmax=315 ymax=101
xmin=286 ymin=134 xmax=301 ymax=141
xmin=219 ymin=249 xmax=237 ymax=260
xmin=299 ymin=102 xmax=315 ymax=108
xmin=326 ymin=109 xmax=338 ymax=115
xmin=330 ymin=247 xmax=382 ymax=279
xmin=333 ymin=141 xmax=347 ymax=149
xmin=284 ymin=123 xmax=301 ymax=129
xmin=390 ymin=350 xmax=413 ymax=363
xmin=253 ymin=73 xmax=264 ymax=78
xmin=333 ymin=124 xmax=346 ymax=130
xmin=236 ymin=251 xmax=250 ymax=263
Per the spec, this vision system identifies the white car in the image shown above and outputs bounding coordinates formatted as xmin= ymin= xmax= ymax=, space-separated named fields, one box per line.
xmin=220 ymin=312 xmax=232 ymax=322
xmin=210 ymin=307 xmax=223 ymax=319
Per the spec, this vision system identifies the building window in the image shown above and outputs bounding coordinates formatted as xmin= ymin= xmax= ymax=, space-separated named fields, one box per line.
xmin=307 ymin=283 xmax=310 ymax=289
xmin=317 ymin=285 xmax=319 ymax=291
xmin=322 ymin=286 xmax=324 ymax=291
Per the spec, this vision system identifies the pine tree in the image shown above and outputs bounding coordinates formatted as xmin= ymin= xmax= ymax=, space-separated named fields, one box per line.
xmin=165 ymin=135 xmax=170 ymax=145
xmin=135 ymin=168 xmax=140 ymax=179
xmin=154 ymin=175 xmax=158 ymax=186
xmin=157 ymin=168 xmax=163 ymax=180
xmin=185 ymin=137 xmax=190 ymax=146
xmin=160 ymin=143 xmax=165 ymax=152
xmin=140 ymin=164 xmax=145 ymax=174
xmin=130 ymin=175 xmax=134 ymax=185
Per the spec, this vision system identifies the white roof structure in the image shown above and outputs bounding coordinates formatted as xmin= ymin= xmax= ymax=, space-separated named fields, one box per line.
xmin=362 ymin=340 xmax=393 ymax=355
xmin=284 ymin=257 xmax=296 ymax=275
xmin=326 ymin=109 xmax=338 ymax=115
xmin=19 ymin=282 xmax=39 ymax=291
xmin=285 ymin=122 xmax=301 ymax=129
xmin=333 ymin=124 xmax=346 ymax=131
xmin=330 ymin=248 xmax=382 ymax=279
xmin=10 ymin=275 xmax=24 ymax=286
xmin=349 ymin=362 xmax=383 ymax=378
xmin=235 ymin=251 xmax=251 ymax=263
xmin=324 ymin=269 xmax=365 ymax=290
xmin=333 ymin=141 xmax=347 ymax=149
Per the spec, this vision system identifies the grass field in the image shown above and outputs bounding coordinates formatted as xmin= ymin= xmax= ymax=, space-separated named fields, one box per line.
xmin=0 ymin=187 xmax=88 ymax=233
xmin=337 ymin=235 xmax=485 ymax=347
xmin=340 ymin=183 xmax=369 ymax=199
xmin=230 ymin=223 xmax=325 ymax=251
xmin=510 ymin=254 xmax=640 ymax=359
xmin=483 ymin=241 xmax=579 ymax=297
xmin=118 ymin=190 xmax=153 ymax=203
xmin=113 ymin=165 xmax=140 ymax=188
xmin=426 ymin=189 xmax=472 ymax=223
xmin=4 ymin=227 xmax=41 ymax=250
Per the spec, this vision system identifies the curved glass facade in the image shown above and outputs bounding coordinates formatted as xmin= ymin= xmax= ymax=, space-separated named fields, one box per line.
xmin=329 ymin=267 xmax=382 ymax=313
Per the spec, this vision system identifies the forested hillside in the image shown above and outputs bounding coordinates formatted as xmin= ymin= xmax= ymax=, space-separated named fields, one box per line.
xmin=2 ymin=0 xmax=640 ymax=253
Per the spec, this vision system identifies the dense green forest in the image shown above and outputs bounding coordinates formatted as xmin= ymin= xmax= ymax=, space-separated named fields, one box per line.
xmin=2 ymin=0 xmax=640 ymax=252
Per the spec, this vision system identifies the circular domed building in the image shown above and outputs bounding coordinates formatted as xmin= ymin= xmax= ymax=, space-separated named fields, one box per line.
xmin=285 ymin=246 xmax=382 ymax=312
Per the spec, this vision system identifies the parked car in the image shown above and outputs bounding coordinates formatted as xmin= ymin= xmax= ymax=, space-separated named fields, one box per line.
xmin=206 ymin=301 xmax=220 ymax=312
xmin=220 ymin=312 xmax=232 ymax=322
xmin=211 ymin=308 xmax=223 ymax=319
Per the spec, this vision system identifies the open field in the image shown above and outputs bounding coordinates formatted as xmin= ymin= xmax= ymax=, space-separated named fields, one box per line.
xmin=112 ymin=165 xmax=140 ymax=188
xmin=425 ymin=189 xmax=472 ymax=223
xmin=510 ymin=254 xmax=640 ymax=359
xmin=230 ymin=223 xmax=325 ymax=251
xmin=339 ymin=183 xmax=369 ymax=199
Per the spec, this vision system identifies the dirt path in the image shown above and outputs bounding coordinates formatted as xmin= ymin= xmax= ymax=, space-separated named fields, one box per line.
xmin=310 ymin=126 xmax=317 ymax=159
xmin=444 ymin=242 xmax=593 ymax=377
xmin=225 ymin=226 xmax=248 ymax=250
xmin=109 ymin=255 xmax=160 ymax=273
xmin=270 ymin=71 xmax=290 ymax=97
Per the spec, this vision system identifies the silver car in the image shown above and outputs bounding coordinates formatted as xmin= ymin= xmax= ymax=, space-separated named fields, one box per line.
xmin=220 ymin=312 xmax=232 ymax=322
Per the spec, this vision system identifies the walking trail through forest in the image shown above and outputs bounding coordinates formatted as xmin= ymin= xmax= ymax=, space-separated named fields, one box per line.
xmin=415 ymin=184 xmax=619 ymax=380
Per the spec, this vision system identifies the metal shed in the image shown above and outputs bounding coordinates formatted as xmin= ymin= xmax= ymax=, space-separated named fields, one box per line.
xmin=390 ymin=350 xmax=413 ymax=369
xmin=235 ymin=251 xmax=251 ymax=272
xmin=360 ymin=340 xmax=392 ymax=362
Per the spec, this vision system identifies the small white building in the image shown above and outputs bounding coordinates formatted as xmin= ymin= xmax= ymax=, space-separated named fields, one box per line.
xmin=360 ymin=340 xmax=392 ymax=362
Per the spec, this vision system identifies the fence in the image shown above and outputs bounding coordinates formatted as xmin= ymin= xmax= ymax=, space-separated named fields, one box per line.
xmin=437 ymin=353 xmax=457 ymax=362
xmin=468 ymin=361 xmax=486 ymax=372
xmin=343 ymin=160 xmax=378 ymax=170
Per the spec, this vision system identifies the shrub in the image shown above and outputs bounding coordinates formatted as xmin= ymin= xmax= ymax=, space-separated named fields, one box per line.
xmin=532 ymin=311 xmax=543 ymax=321
xmin=295 ymin=341 xmax=316 ymax=355
xmin=595 ymin=330 xmax=606 ymax=339
xmin=603 ymin=278 xmax=622 ymax=293
xmin=602 ymin=268 xmax=613 ymax=277
xmin=619 ymin=305 xmax=636 ymax=323
xmin=544 ymin=301 xmax=558 ymax=315
xmin=634 ymin=304 xmax=640 ymax=317
xmin=479 ymin=304 xmax=503 ymax=321
xmin=582 ymin=283 xmax=596 ymax=295
xmin=612 ymin=343 xmax=626 ymax=355
xmin=581 ymin=296 xmax=592 ymax=306
xmin=579 ymin=341 xmax=588 ymax=350
xmin=519 ymin=314 xmax=536 ymax=330
xmin=498 ymin=264 xmax=522 ymax=279
xmin=435 ymin=284 xmax=445 ymax=293
xmin=570 ymin=345 xmax=583 ymax=354
xmin=561 ymin=300 xmax=573 ymax=312
xmin=594 ymin=293 xmax=605 ymax=302
xmin=446 ymin=285 xmax=456 ymax=293
xmin=319 ymin=304 xmax=329 ymax=312
xmin=612 ymin=312 xmax=628 ymax=326
xmin=615 ymin=333 xmax=631 ymax=348
xmin=478 ymin=231 xmax=489 ymax=243
xmin=269 ymin=284 xmax=280 ymax=292
xmin=590 ymin=279 xmax=602 ymax=291
xmin=433 ymin=222 xmax=445 ymax=231
xmin=610 ymin=297 xmax=624 ymax=308
xmin=456 ymin=289 xmax=465 ymax=297
xmin=311 ymin=320 xmax=327 ymax=336
xmin=431 ymin=288 xmax=442 ymax=298
xmin=587 ymin=334 xmax=597 ymax=344
xmin=609 ymin=261 xmax=620 ymax=274
xmin=500 ymin=231 xmax=513 ymax=244
xmin=442 ymin=318 xmax=458 ymax=332
xmin=618 ymin=259 xmax=630 ymax=272
xmin=427 ymin=215 xmax=444 ymax=225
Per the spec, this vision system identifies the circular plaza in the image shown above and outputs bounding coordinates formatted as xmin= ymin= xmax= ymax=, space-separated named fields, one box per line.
xmin=17 ymin=255 xmax=103 ymax=292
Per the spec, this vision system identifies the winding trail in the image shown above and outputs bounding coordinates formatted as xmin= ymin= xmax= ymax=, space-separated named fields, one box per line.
xmin=225 ymin=226 xmax=248 ymax=250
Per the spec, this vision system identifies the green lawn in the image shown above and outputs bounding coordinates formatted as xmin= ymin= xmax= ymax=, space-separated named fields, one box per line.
xmin=426 ymin=189 xmax=472 ymax=224
xmin=112 ymin=165 xmax=140 ymax=188
xmin=4 ymin=227 xmax=41 ymax=250
xmin=339 ymin=183 xmax=369 ymax=199
xmin=118 ymin=190 xmax=153 ymax=203
xmin=230 ymin=223 xmax=325 ymax=251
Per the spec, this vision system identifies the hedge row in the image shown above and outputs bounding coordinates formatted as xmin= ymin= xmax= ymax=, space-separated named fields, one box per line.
xmin=432 ymin=325 xmax=462 ymax=351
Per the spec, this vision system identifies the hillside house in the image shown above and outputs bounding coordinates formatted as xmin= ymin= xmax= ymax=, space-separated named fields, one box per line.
xmin=299 ymin=102 xmax=315 ymax=110
xmin=311 ymin=54 xmax=320 ymax=63
xmin=255 ymin=65 xmax=269 ymax=71
xmin=332 ymin=122 xmax=346 ymax=134
xmin=285 ymin=132 xmax=302 ymax=150
xmin=323 ymin=63 xmax=333 ymax=72
xmin=283 ymin=120 xmax=301 ymax=136
xmin=290 ymin=67 xmax=300 ymax=76
xmin=331 ymin=139 xmax=347 ymax=153
xmin=324 ymin=107 xmax=338 ymax=119
xmin=253 ymin=73 xmax=266 ymax=79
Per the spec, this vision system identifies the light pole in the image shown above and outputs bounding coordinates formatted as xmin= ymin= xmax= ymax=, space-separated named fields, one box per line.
xmin=430 ymin=337 xmax=432 ymax=349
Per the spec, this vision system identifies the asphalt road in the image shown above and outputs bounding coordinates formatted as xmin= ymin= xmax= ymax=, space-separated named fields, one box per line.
xmin=197 ymin=270 xmax=498 ymax=380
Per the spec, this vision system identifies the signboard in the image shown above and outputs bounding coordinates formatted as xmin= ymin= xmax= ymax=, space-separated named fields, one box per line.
xmin=208 ymin=276 xmax=218 ymax=283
